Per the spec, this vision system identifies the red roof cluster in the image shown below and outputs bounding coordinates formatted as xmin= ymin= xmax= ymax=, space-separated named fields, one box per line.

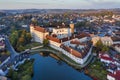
xmin=108 ymin=70 xmax=120 ymax=80
xmin=101 ymin=56 xmax=113 ymax=61
xmin=60 ymin=44 xmax=91 ymax=58
xmin=99 ymin=53 xmax=113 ymax=61
xmin=47 ymin=32 xmax=90 ymax=43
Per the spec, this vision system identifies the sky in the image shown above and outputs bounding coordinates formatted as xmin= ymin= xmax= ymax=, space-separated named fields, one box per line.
xmin=0 ymin=0 xmax=120 ymax=9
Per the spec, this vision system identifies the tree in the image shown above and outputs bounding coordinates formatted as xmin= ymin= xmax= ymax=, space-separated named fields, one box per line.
xmin=101 ymin=45 xmax=109 ymax=52
xmin=31 ymin=19 xmax=38 ymax=26
xmin=75 ymin=21 xmax=86 ymax=28
xmin=21 ymin=75 xmax=31 ymax=80
xmin=95 ymin=40 xmax=103 ymax=51
xmin=9 ymin=29 xmax=32 ymax=51
xmin=12 ymin=72 xmax=18 ymax=80
xmin=17 ymin=45 xmax=24 ymax=52
xmin=26 ymin=33 xmax=32 ymax=43
xmin=95 ymin=40 xmax=109 ymax=52
xmin=95 ymin=40 xmax=103 ymax=49
xmin=7 ymin=68 xmax=14 ymax=78
xmin=9 ymin=30 xmax=19 ymax=48
xmin=19 ymin=37 xmax=25 ymax=44
xmin=43 ymin=39 xmax=49 ymax=47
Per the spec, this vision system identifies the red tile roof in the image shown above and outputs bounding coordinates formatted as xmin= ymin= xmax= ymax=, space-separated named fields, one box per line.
xmin=108 ymin=70 xmax=120 ymax=80
xmin=111 ymin=37 xmax=120 ymax=41
xmin=60 ymin=44 xmax=91 ymax=58
xmin=46 ymin=35 xmax=61 ymax=43
xmin=77 ymin=32 xmax=90 ymax=38
xmin=34 ymin=26 xmax=46 ymax=33
xmin=59 ymin=33 xmax=90 ymax=42
xmin=70 ymin=40 xmax=85 ymax=45
xmin=100 ymin=55 xmax=113 ymax=61
xmin=60 ymin=44 xmax=83 ymax=58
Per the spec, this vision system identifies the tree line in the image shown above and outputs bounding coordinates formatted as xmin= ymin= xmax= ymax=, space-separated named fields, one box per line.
xmin=9 ymin=30 xmax=32 ymax=52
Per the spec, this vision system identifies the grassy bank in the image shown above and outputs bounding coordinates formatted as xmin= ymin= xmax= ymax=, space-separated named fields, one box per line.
xmin=24 ymin=42 xmax=42 ymax=50
xmin=85 ymin=59 xmax=108 ymax=80
xmin=16 ymin=42 xmax=42 ymax=52
xmin=7 ymin=59 xmax=34 ymax=80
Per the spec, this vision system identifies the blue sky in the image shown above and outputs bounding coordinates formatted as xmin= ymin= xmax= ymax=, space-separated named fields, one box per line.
xmin=0 ymin=0 xmax=120 ymax=9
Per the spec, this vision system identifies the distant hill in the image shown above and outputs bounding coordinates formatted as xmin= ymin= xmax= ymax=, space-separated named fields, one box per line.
xmin=0 ymin=8 xmax=120 ymax=14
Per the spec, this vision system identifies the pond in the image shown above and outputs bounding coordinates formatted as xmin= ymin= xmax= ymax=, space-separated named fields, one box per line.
xmin=31 ymin=54 xmax=92 ymax=80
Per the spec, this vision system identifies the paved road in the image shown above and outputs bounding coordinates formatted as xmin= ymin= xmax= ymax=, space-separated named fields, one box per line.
xmin=5 ymin=37 xmax=18 ymax=59
xmin=0 ymin=52 xmax=30 ymax=76
xmin=30 ymin=49 xmax=57 ymax=54
xmin=0 ymin=36 xmax=30 ymax=75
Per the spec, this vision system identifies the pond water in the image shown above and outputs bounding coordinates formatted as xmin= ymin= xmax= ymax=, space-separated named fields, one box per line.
xmin=31 ymin=54 xmax=92 ymax=80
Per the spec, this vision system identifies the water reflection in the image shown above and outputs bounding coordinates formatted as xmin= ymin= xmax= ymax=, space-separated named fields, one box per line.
xmin=31 ymin=54 xmax=92 ymax=80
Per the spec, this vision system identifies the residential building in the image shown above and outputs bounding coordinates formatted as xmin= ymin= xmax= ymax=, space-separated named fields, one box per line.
xmin=99 ymin=53 xmax=113 ymax=64
xmin=0 ymin=36 xmax=5 ymax=50
xmin=101 ymin=36 xmax=113 ymax=46
xmin=107 ymin=70 xmax=120 ymax=80
xmin=113 ymin=44 xmax=120 ymax=53
xmin=92 ymin=36 xmax=113 ymax=46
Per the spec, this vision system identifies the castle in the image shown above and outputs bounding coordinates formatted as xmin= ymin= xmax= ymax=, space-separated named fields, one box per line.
xmin=30 ymin=23 xmax=93 ymax=64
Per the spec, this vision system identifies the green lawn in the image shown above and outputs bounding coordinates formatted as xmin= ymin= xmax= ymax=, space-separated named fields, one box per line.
xmin=24 ymin=42 xmax=42 ymax=50
xmin=86 ymin=60 xmax=108 ymax=80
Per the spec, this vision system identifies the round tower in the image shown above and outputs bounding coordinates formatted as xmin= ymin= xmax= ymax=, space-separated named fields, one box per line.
xmin=30 ymin=24 xmax=35 ymax=34
xmin=69 ymin=23 xmax=74 ymax=34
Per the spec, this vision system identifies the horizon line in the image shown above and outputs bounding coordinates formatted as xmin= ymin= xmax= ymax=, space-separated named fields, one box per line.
xmin=0 ymin=8 xmax=120 ymax=10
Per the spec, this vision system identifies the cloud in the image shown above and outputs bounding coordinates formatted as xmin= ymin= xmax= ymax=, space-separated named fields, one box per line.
xmin=0 ymin=0 xmax=120 ymax=9
xmin=86 ymin=0 xmax=120 ymax=3
xmin=0 ymin=2 xmax=48 ymax=9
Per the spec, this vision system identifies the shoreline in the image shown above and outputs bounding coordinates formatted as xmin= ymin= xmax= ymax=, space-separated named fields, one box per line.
xmin=23 ymin=47 xmax=106 ymax=80
xmin=31 ymin=51 xmax=107 ymax=80
xmin=38 ymin=52 xmax=95 ymax=80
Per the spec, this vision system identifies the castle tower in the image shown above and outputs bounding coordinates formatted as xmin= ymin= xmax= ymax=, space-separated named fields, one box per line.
xmin=30 ymin=24 xmax=35 ymax=41
xmin=69 ymin=23 xmax=74 ymax=35
xmin=30 ymin=24 xmax=34 ymax=34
